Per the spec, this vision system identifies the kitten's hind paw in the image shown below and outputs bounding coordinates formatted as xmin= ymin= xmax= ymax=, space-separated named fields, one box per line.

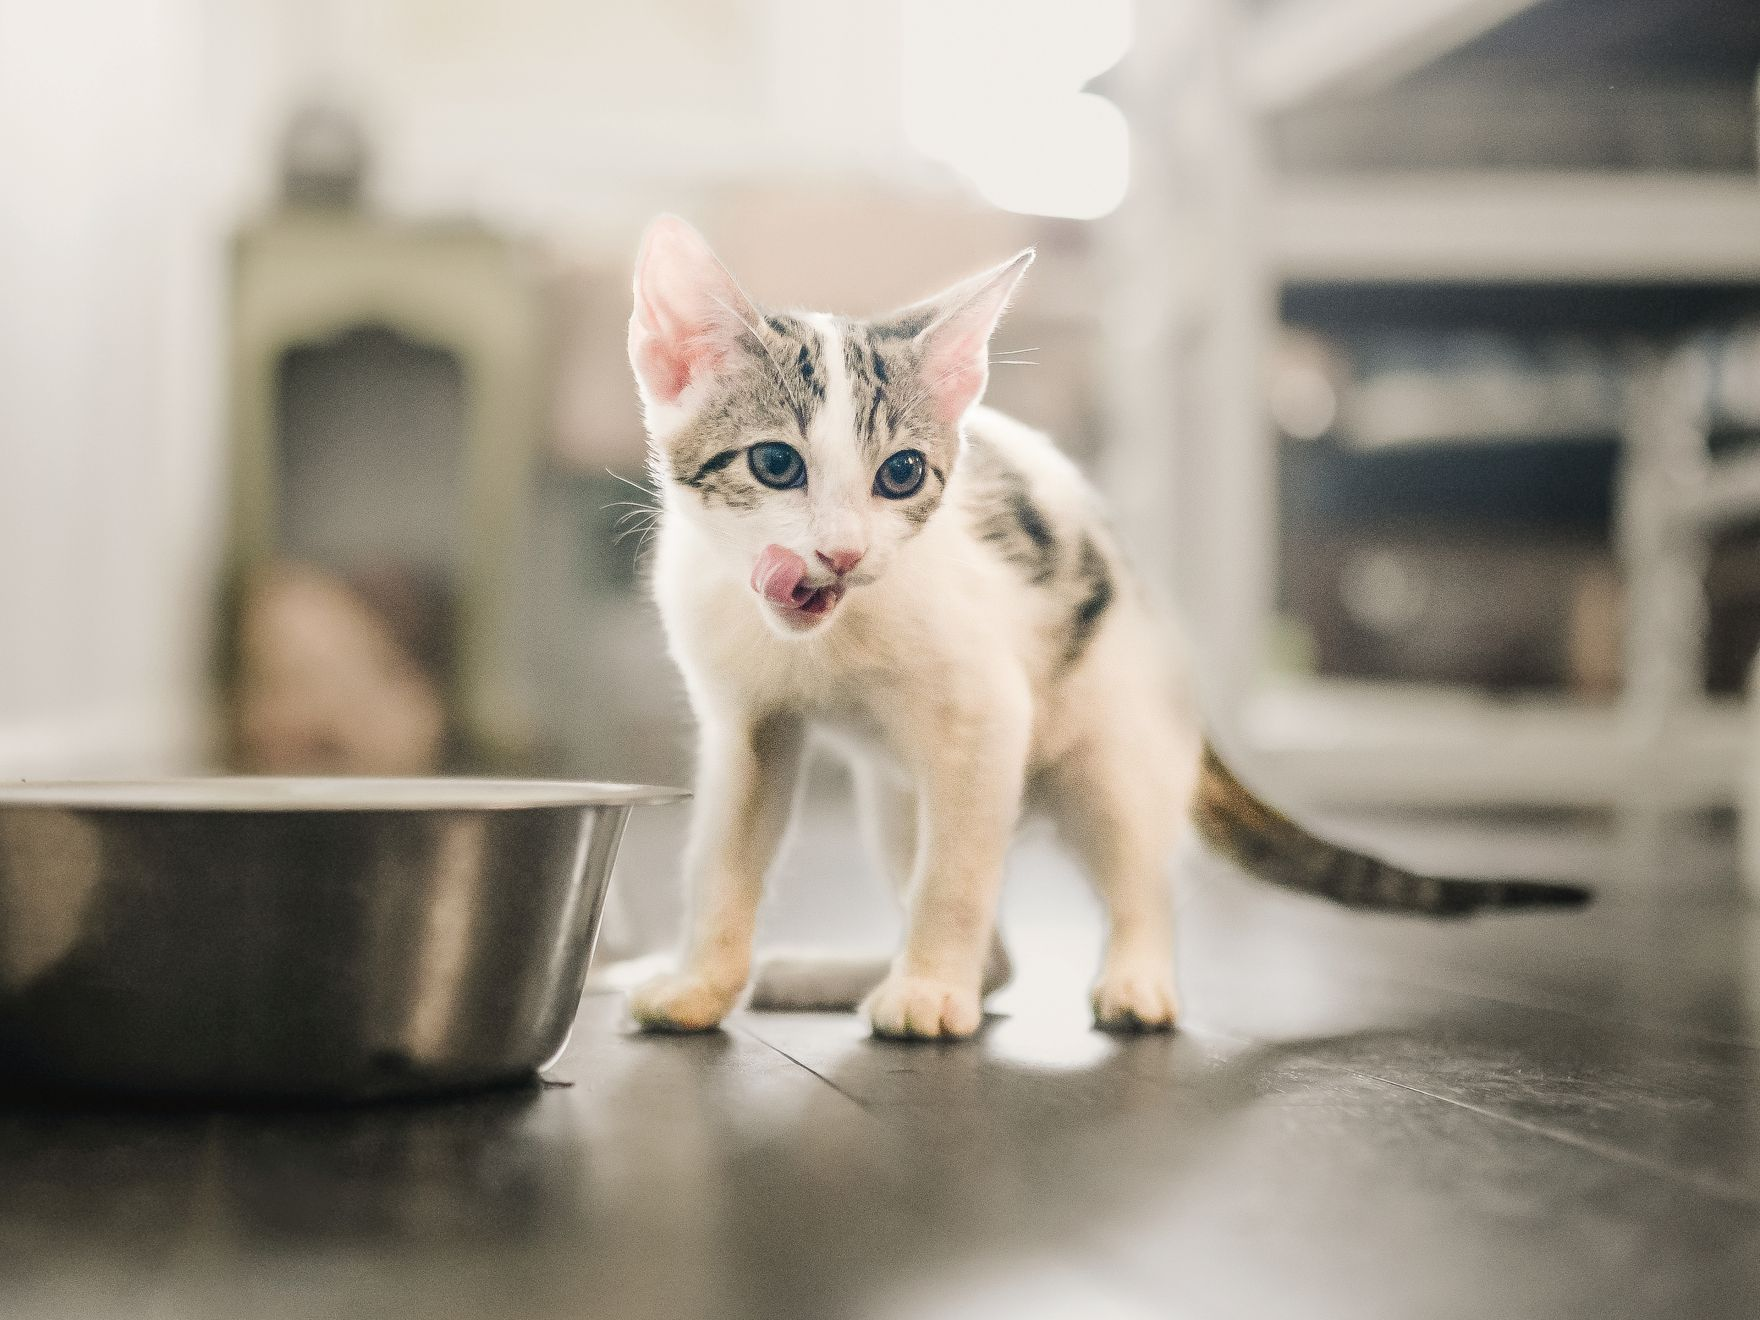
xmin=864 ymin=973 xmax=982 ymax=1040
xmin=749 ymin=952 xmax=890 ymax=1012
xmin=628 ymin=973 xmax=739 ymax=1033
xmin=1092 ymin=969 xmax=1178 ymax=1033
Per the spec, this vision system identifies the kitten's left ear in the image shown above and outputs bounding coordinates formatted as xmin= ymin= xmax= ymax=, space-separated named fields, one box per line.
xmin=628 ymin=214 xmax=754 ymax=411
xmin=907 ymin=249 xmax=1034 ymax=425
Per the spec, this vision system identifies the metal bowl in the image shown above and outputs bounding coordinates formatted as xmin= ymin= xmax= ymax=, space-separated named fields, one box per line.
xmin=0 ymin=778 xmax=684 ymax=1101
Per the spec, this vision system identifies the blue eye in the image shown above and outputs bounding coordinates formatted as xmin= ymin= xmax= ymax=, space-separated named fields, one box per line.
xmin=874 ymin=450 xmax=926 ymax=499
xmin=748 ymin=442 xmax=806 ymax=490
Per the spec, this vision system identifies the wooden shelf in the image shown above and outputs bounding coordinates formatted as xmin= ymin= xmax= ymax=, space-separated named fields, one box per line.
xmin=1275 ymin=174 xmax=1760 ymax=284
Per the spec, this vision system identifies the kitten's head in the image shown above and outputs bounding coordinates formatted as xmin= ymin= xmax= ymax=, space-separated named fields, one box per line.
xmin=628 ymin=215 xmax=1031 ymax=637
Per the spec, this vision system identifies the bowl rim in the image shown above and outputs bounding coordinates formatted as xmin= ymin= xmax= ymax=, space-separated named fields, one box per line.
xmin=0 ymin=776 xmax=689 ymax=813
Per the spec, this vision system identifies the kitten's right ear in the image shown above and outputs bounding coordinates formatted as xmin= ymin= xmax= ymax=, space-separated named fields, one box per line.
xmin=902 ymin=249 xmax=1034 ymax=425
xmin=628 ymin=215 xmax=751 ymax=409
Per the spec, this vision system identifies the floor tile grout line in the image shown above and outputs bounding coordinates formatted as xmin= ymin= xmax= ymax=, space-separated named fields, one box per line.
xmin=730 ymin=1020 xmax=874 ymax=1113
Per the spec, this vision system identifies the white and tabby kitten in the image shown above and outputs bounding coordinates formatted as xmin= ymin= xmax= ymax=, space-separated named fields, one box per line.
xmin=624 ymin=216 xmax=1588 ymax=1040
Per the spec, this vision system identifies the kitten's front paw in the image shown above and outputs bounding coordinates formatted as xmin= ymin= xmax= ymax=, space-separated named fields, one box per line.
xmin=1092 ymin=967 xmax=1178 ymax=1033
xmin=864 ymin=973 xmax=982 ymax=1040
xmin=628 ymin=972 xmax=740 ymax=1033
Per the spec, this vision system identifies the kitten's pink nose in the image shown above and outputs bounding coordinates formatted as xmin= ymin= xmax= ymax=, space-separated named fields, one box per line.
xmin=816 ymin=548 xmax=865 ymax=577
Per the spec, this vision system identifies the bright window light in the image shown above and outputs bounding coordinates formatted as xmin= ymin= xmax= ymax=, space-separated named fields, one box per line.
xmin=901 ymin=0 xmax=1133 ymax=220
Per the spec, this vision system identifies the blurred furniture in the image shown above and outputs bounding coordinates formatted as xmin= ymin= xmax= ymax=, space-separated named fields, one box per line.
xmin=230 ymin=562 xmax=450 ymax=775
xmin=227 ymin=213 xmax=545 ymax=766
xmin=1107 ymin=0 xmax=1760 ymax=843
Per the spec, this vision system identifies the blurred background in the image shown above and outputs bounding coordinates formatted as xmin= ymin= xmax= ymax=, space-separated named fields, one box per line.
xmin=4 ymin=0 xmax=1760 ymax=933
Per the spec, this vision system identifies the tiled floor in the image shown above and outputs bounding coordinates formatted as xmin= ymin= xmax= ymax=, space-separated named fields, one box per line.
xmin=3 ymin=807 xmax=1758 ymax=1319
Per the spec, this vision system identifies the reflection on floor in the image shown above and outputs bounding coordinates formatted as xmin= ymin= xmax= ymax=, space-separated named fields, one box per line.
xmin=3 ymin=812 xmax=1758 ymax=1320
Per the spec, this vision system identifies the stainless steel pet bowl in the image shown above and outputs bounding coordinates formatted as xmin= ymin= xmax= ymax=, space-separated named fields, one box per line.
xmin=0 ymin=778 xmax=684 ymax=1101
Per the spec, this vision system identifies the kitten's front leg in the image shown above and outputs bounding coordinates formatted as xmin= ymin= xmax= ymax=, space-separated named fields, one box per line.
xmin=865 ymin=688 xmax=1029 ymax=1041
xmin=630 ymin=712 xmax=803 ymax=1032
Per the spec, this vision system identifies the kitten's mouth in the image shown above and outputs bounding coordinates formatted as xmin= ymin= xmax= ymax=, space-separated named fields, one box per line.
xmin=752 ymin=545 xmax=845 ymax=629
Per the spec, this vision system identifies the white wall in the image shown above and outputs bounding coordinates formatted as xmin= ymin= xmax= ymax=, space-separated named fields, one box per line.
xmin=0 ymin=0 xmax=240 ymax=775
xmin=289 ymin=0 xmax=915 ymax=244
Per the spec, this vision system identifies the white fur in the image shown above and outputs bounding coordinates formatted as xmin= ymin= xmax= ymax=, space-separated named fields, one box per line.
xmin=625 ymin=226 xmax=1200 ymax=1039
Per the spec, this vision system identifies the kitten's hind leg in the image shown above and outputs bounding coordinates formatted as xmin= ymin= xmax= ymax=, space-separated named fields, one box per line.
xmin=747 ymin=952 xmax=893 ymax=1012
xmin=750 ymin=940 xmax=1012 ymax=1011
xmin=1046 ymin=732 xmax=1189 ymax=1032
xmin=748 ymin=761 xmax=1011 ymax=1013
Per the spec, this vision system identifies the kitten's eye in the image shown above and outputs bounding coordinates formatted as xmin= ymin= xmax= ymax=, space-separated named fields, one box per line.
xmin=874 ymin=450 xmax=926 ymax=500
xmin=747 ymin=442 xmax=806 ymax=490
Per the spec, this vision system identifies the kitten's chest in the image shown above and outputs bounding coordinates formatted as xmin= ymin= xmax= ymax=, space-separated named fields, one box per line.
xmin=655 ymin=517 xmax=1023 ymax=743
xmin=667 ymin=574 xmax=907 ymax=708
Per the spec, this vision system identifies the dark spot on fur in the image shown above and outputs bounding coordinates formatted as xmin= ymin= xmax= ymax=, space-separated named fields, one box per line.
xmin=1062 ymin=536 xmax=1114 ymax=667
xmin=977 ymin=478 xmax=1057 ymax=584
xmin=840 ymin=327 xmax=894 ymax=454
xmin=677 ymin=446 xmax=761 ymax=510
xmin=968 ymin=438 xmax=1058 ymax=584
xmin=870 ymin=309 xmax=933 ymax=340
xmin=755 ymin=313 xmax=825 ymax=431
xmin=707 ymin=483 xmax=762 ymax=511
xmin=1010 ymin=491 xmax=1055 ymax=564
xmin=796 ymin=343 xmax=823 ymax=399
xmin=843 ymin=332 xmax=869 ymax=379
xmin=683 ymin=448 xmax=739 ymax=488
xmin=901 ymin=500 xmax=937 ymax=528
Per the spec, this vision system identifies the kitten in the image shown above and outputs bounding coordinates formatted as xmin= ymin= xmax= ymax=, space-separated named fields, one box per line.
xmin=623 ymin=216 xmax=1588 ymax=1040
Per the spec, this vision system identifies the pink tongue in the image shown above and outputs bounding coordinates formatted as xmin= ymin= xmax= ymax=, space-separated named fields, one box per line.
xmin=752 ymin=544 xmax=810 ymax=606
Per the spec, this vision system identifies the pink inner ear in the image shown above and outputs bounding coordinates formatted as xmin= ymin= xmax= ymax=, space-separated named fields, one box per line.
xmin=629 ymin=218 xmax=742 ymax=405
xmin=632 ymin=295 xmax=730 ymax=406
xmin=923 ymin=327 xmax=991 ymax=424
xmin=911 ymin=251 xmax=1030 ymax=425
xmin=631 ymin=306 xmax=733 ymax=407
xmin=633 ymin=332 xmax=694 ymax=404
xmin=928 ymin=351 xmax=986 ymax=424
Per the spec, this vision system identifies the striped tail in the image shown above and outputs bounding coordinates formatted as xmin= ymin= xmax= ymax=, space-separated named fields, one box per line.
xmin=1191 ymin=741 xmax=1591 ymax=917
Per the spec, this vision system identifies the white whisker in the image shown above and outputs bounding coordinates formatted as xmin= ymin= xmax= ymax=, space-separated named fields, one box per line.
xmin=605 ymin=468 xmax=659 ymax=499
